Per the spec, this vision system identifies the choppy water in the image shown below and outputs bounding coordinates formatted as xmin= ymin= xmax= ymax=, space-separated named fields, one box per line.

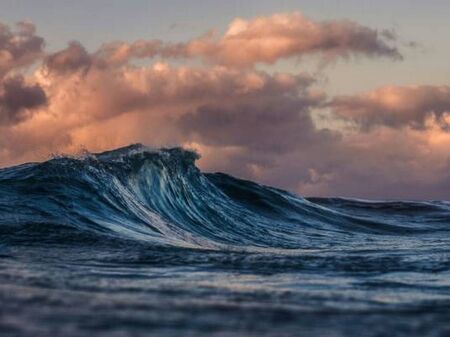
xmin=1 ymin=144 xmax=449 ymax=337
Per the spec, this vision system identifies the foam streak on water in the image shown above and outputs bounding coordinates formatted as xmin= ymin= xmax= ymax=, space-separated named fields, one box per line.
xmin=0 ymin=144 xmax=450 ymax=337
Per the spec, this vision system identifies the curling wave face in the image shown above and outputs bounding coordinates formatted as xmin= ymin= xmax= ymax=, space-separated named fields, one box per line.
xmin=1 ymin=144 xmax=450 ymax=337
xmin=1 ymin=143 xmax=449 ymax=249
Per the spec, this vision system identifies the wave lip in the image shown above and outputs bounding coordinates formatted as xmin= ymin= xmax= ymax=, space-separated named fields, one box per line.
xmin=1 ymin=143 xmax=449 ymax=250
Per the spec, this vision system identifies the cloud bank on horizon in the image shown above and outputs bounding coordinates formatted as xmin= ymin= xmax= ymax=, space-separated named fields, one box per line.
xmin=1 ymin=12 xmax=450 ymax=200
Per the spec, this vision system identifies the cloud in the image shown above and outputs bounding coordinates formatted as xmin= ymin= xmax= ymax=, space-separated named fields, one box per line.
xmin=44 ymin=41 xmax=93 ymax=74
xmin=0 ymin=75 xmax=47 ymax=125
xmin=0 ymin=21 xmax=45 ymax=77
xmin=314 ymin=126 xmax=450 ymax=200
xmin=38 ymin=62 xmax=315 ymax=123
xmin=95 ymin=40 xmax=186 ymax=66
xmin=0 ymin=21 xmax=47 ymax=125
xmin=2 ymin=16 xmax=450 ymax=200
xmin=177 ymin=87 xmax=331 ymax=153
xmin=331 ymin=85 xmax=450 ymax=130
xmin=29 ymin=62 xmax=326 ymax=157
xmin=183 ymin=12 xmax=402 ymax=67
xmin=76 ymin=12 xmax=402 ymax=69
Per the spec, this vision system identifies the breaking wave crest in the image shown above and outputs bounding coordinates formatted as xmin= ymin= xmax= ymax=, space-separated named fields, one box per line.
xmin=1 ymin=144 xmax=449 ymax=250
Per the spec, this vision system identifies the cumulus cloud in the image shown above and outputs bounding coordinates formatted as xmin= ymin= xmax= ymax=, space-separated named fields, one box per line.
xmin=177 ymin=88 xmax=330 ymax=153
xmin=27 ymin=62 xmax=328 ymax=162
xmin=0 ymin=22 xmax=46 ymax=125
xmin=0 ymin=75 xmax=47 ymax=125
xmin=0 ymin=21 xmax=44 ymax=77
xmin=2 ymin=15 xmax=450 ymax=200
xmin=76 ymin=12 xmax=402 ymax=68
xmin=183 ymin=12 xmax=402 ymax=67
xmin=38 ymin=61 xmax=319 ymax=124
xmin=331 ymin=85 xmax=450 ymax=130
xmin=44 ymin=41 xmax=93 ymax=74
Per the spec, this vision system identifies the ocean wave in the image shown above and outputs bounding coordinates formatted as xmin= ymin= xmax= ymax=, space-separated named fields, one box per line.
xmin=1 ymin=144 xmax=449 ymax=250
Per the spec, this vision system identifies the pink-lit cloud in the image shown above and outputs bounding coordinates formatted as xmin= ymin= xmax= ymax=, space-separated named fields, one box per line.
xmin=0 ymin=22 xmax=46 ymax=126
xmin=0 ymin=75 xmax=47 ymax=125
xmin=0 ymin=15 xmax=449 ymax=200
xmin=68 ymin=12 xmax=402 ymax=68
xmin=0 ymin=21 xmax=44 ymax=77
xmin=183 ymin=12 xmax=403 ymax=67
xmin=331 ymin=85 xmax=450 ymax=130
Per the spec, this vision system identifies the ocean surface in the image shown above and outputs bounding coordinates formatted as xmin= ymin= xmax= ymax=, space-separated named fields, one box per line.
xmin=1 ymin=144 xmax=449 ymax=337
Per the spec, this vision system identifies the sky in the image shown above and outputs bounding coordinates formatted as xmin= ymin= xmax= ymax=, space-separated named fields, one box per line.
xmin=0 ymin=0 xmax=450 ymax=199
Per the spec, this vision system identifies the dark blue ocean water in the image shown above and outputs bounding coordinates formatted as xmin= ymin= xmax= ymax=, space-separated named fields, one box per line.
xmin=1 ymin=144 xmax=450 ymax=337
